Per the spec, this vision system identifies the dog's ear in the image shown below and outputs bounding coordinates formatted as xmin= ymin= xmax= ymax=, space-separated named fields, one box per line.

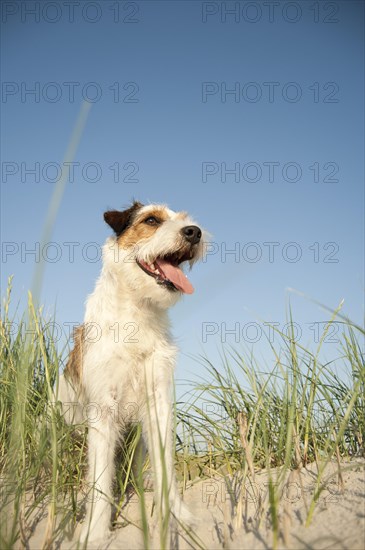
xmin=104 ymin=201 xmax=143 ymax=236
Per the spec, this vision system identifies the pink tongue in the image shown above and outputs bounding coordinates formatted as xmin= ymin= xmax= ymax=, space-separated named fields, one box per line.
xmin=155 ymin=259 xmax=194 ymax=294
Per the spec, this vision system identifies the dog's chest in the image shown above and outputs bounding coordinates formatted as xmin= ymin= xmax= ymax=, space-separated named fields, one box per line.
xmin=83 ymin=281 xmax=177 ymax=403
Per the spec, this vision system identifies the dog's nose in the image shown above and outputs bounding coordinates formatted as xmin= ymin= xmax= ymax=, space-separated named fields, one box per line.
xmin=181 ymin=225 xmax=202 ymax=245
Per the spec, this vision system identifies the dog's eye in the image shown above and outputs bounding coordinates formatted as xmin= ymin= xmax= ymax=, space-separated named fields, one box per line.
xmin=144 ymin=216 xmax=160 ymax=226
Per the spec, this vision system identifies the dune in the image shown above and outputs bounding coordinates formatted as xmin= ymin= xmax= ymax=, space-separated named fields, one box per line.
xmin=20 ymin=458 xmax=364 ymax=549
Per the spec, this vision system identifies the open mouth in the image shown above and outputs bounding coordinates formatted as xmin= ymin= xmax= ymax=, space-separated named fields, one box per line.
xmin=136 ymin=250 xmax=195 ymax=294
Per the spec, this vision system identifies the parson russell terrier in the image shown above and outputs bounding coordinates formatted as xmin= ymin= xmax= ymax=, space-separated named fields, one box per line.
xmin=58 ymin=201 xmax=206 ymax=543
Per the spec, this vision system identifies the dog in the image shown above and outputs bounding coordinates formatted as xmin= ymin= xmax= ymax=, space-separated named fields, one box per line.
xmin=58 ymin=201 xmax=205 ymax=544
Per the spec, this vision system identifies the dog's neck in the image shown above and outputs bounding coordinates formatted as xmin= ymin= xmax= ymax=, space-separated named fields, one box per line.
xmin=87 ymin=262 xmax=171 ymax=329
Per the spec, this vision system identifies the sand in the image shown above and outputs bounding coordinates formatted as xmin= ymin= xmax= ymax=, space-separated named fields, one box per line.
xmin=13 ymin=458 xmax=365 ymax=549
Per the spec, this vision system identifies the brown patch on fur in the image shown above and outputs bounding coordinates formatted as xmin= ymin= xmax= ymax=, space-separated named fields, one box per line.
xmin=104 ymin=201 xmax=143 ymax=236
xmin=119 ymin=207 xmax=170 ymax=247
xmin=119 ymin=223 xmax=159 ymax=247
xmin=134 ymin=206 xmax=170 ymax=225
xmin=65 ymin=325 xmax=85 ymax=384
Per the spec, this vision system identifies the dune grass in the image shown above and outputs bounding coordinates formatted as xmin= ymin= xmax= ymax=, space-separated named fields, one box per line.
xmin=0 ymin=278 xmax=364 ymax=548
xmin=176 ymin=306 xmax=364 ymax=545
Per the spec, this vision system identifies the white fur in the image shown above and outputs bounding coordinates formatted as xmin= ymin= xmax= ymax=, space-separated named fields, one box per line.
xmin=58 ymin=203 xmax=205 ymax=544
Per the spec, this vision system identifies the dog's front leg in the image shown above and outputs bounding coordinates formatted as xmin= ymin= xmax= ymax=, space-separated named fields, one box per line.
xmin=142 ymin=355 xmax=192 ymax=526
xmin=80 ymin=413 xmax=118 ymax=544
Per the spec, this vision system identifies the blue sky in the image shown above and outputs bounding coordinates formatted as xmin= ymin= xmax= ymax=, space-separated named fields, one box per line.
xmin=1 ymin=1 xmax=364 ymax=390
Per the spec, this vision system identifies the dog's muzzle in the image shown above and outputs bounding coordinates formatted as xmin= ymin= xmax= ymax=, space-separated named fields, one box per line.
xmin=136 ymin=225 xmax=202 ymax=294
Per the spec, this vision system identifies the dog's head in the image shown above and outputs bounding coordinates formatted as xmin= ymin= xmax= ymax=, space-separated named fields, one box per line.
xmin=103 ymin=201 xmax=206 ymax=308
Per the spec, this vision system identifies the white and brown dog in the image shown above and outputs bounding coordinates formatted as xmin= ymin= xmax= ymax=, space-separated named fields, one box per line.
xmin=58 ymin=201 xmax=205 ymax=544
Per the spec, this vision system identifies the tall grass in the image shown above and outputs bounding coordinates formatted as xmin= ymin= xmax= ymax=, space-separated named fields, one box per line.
xmin=1 ymin=278 xmax=364 ymax=548
xmin=178 ymin=322 xmax=364 ymax=467
xmin=177 ymin=309 xmax=364 ymax=544
xmin=1 ymin=278 xmax=92 ymax=547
